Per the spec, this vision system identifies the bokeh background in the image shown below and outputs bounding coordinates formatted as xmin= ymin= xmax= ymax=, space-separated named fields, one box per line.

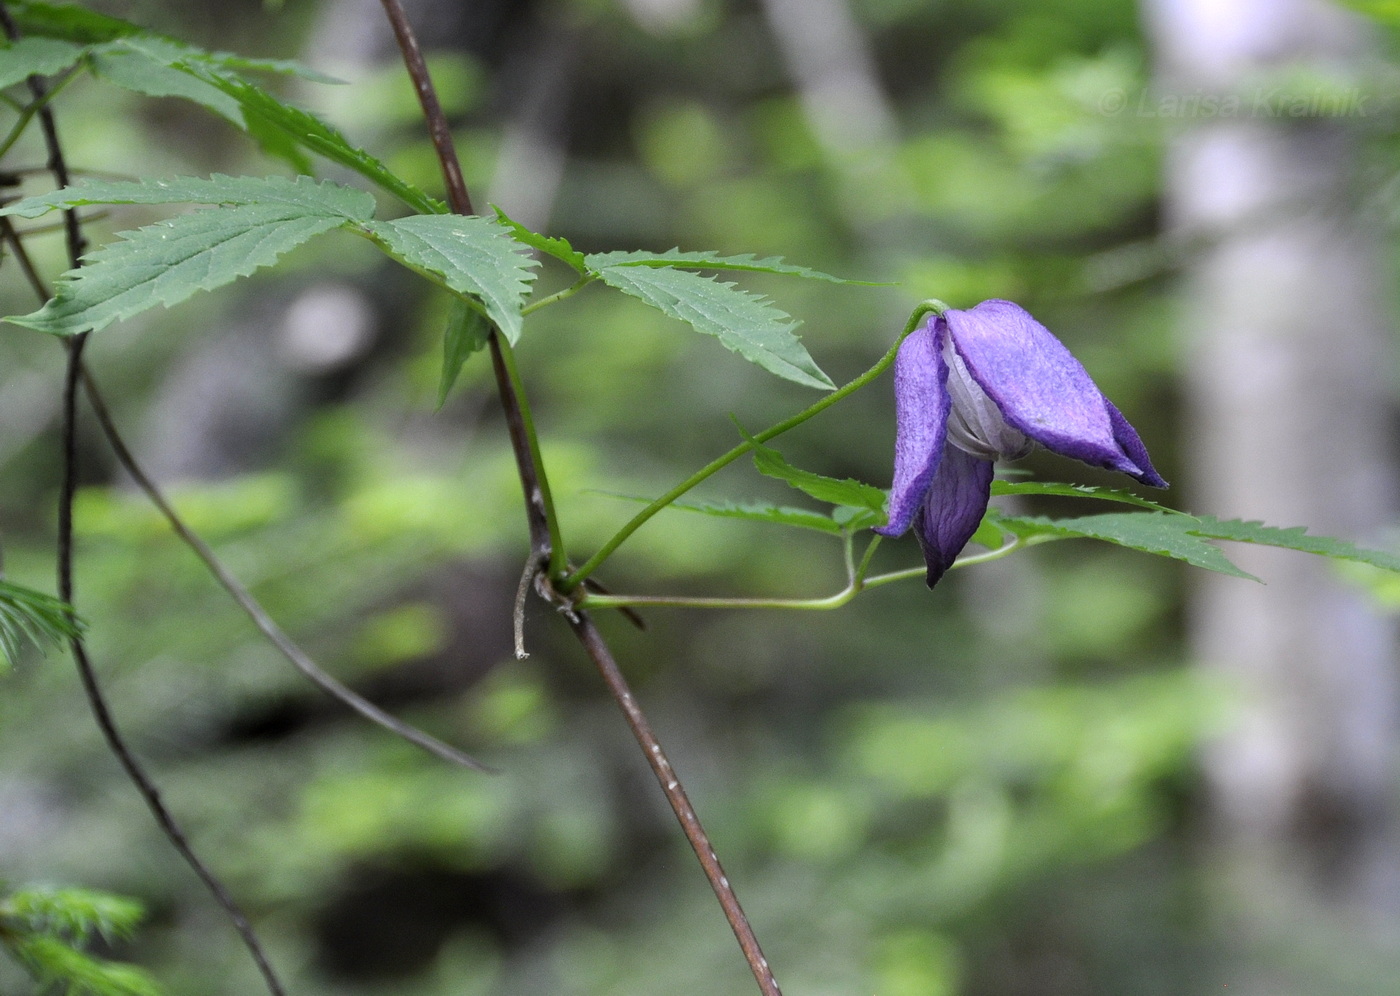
xmin=3 ymin=0 xmax=1400 ymax=993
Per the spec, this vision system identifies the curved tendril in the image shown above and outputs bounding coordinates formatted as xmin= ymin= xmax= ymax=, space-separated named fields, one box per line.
xmin=578 ymin=531 xmax=1022 ymax=612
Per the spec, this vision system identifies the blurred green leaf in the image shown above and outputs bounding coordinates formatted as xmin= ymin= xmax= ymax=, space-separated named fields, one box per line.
xmin=0 ymin=37 xmax=86 ymax=89
xmin=1338 ymin=0 xmax=1400 ymax=26
xmin=88 ymin=37 xmax=244 ymax=121
xmin=9 ymin=936 xmax=161 ymax=996
xmin=0 ymin=580 xmax=81 ymax=669
xmin=185 ymin=67 xmax=445 ymax=214
xmin=3 ymin=886 xmax=145 ymax=942
xmin=438 ymin=297 xmax=491 ymax=406
xmin=8 ymin=0 xmax=141 ymax=44
xmin=2 ymin=884 xmax=157 ymax=996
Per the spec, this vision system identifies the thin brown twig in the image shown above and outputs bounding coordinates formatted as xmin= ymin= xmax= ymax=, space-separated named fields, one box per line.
xmin=377 ymin=0 xmax=471 ymax=216
xmin=0 ymin=6 xmax=288 ymax=993
xmin=1 ymin=219 xmax=488 ymax=772
xmin=374 ymin=1 xmax=782 ymax=991
xmin=80 ymin=368 xmax=496 ymax=772
xmin=569 ymin=611 xmax=783 ymax=996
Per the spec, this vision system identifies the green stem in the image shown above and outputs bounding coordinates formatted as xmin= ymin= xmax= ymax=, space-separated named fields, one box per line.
xmin=522 ymin=274 xmax=595 ymax=316
xmin=560 ymin=299 xmax=948 ymax=592
xmin=578 ymin=533 xmax=1020 ymax=612
xmin=852 ymin=534 xmax=882 ymax=585
xmin=0 ymin=65 xmax=79 ymax=161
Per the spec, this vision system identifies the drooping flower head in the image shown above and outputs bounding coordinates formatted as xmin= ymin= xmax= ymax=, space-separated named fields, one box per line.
xmin=876 ymin=300 xmax=1167 ymax=586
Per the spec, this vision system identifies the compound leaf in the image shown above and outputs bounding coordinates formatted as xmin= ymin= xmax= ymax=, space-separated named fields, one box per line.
xmin=5 ymin=190 xmax=363 ymax=335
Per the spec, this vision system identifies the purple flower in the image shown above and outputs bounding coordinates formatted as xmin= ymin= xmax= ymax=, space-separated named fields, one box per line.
xmin=875 ymin=300 xmax=1167 ymax=586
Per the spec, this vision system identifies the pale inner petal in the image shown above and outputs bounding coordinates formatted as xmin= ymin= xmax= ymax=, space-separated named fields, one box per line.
xmin=943 ymin=341 xmax=1033 ymax=461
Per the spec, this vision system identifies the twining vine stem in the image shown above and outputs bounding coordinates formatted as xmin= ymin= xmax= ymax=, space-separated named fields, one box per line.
xmin=375 ymin=0 xmax=783 ymax=992
xmin=560 ymin=300 xmax=945 ymax=591
xmin=0 ymin=4 xmax=288 ymax=994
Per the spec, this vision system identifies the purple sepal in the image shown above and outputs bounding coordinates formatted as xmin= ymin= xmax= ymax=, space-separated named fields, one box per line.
xmin=875 ymin=315 xmax=951 ymax=537
xmin=1104 ymin=399 xmax=1168 ymax=488
xmin=946 ymin=300 xmax=1162 ymax=485
xmin=912 ymin=446 xmax=995 ymax=587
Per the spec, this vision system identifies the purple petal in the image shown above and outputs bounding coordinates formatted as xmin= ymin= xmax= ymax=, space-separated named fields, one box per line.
xmin=946 ymin=300 xmax=1163 ymax=486
xmin=912 ymin=445 xmax=995 ymax=587
xmin=875 ymin=315 xmax=951 ymax=537
xmin=1105 ymin=399 xmax=1168 ymax=488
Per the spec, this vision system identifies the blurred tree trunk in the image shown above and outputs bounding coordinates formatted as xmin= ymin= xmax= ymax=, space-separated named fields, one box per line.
xmin=1146 ymin=0 xmax=1400 ymax=987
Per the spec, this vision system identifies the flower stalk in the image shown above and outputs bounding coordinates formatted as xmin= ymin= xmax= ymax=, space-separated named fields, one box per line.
xmin=561 ymin=300 xmax=948 ymax=592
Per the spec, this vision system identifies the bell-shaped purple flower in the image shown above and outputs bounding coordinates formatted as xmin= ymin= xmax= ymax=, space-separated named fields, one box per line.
xmin=875 ymin=300 xmax=1167 ymax=586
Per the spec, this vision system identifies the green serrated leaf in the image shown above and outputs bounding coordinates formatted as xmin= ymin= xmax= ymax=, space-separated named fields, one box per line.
xmin=1188 ymin=517 xmax=1400 ymax=573
xmin=990 ymin=480 xmax=1183 ymax=513
xmin=596 ymin=491 xmax=844 ymax=534
xmin=6 ymin=201 xmax=354 ymax=335
xmin=0 ymin=580 xmax=81 ymax=669
xmin=492 ymin=207 xmax=587 ymax=271
xmin=1000 ymin=512 xmax=1257 ymax=580
xmin=593 ymin=264 xmax=834 ymax=390
xmin=0 ymin=173 xmax=376 ymax=219
xmin=437 ymin=298 xmax=490 ymax=406
xmin=0 ymin=37 xmax=86 ymax=89
xmin=585 ymin=248 xmax=881 ymax=284
xmin=367 ymin=214 xmax=539 ymax=344
xmin=745 ymin=435 xmax=888 ymax=513
xmin=185 ymin=66 xmax=445 ymax=214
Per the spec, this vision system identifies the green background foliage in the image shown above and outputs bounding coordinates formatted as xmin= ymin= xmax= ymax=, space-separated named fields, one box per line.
xmin=1 ymin=0 xmax=1394 ymax=993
